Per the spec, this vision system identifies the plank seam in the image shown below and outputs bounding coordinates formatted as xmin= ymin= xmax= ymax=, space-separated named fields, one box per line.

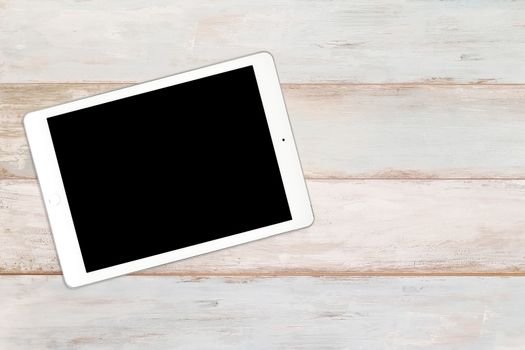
xmin=307 ymin=178 xmax=525 ymax=181
xmin=1 ymin=272 xmax=525 ymax=277
xmin=4 ymin=178 xmax=525 ymax=181
xmin=3 ymin=82 xmax=525 ymax=87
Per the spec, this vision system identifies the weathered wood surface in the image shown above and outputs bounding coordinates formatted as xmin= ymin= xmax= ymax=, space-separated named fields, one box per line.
xmin=1 ymin=83 xmax=123 ymax=179
xmin=1 ymin=0 xmax=525 ymax=83
xmin=3 ymin=83 xmax=525 ymax=179
xmin=2 ymin=179 xmax=525 ymax=275
xmin=2 ymin=0 xmax=525 ymax=347
xmin=1 ymin=276 xmax=525 ymax=349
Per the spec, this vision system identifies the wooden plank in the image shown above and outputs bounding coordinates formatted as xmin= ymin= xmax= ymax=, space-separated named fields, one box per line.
xmin=1 ymin=275 xmax=525 ymax=348
xmin=288 ymin=84 xmax=525 ymax=179
xmin=1 ymin=1 xmax=525 ymax=83
xmin=0 ymin=83 xmax=122 ymax=179
xmin=3 ymin=84 xmax=525 ymax=179
xmin=2 ymin=179 xmax=525 ymax=275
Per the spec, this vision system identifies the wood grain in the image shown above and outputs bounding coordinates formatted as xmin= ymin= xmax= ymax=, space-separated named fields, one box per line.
xmin=1 ymin=0 xmax=525 ymax=83
xmin=2 ymin=0 xmax=524 ymax=347
xmin=0 ymin=83 xmax=122 ymax=179
xmin=2 ymin=179 xmax=525 ymax=275
xmin=1 ymin=275 xmax=525 ymax=349
xmin=3 ymin=83 xmax=525 ymax=179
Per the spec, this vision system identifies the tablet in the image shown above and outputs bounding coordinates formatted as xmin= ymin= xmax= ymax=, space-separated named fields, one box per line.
xmin=24 ymin=52 xmax=313 ymax=287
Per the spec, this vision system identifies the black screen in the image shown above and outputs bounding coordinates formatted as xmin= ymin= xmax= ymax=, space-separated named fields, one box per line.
xmin=47 ymin=66 xmax=292 ymax=272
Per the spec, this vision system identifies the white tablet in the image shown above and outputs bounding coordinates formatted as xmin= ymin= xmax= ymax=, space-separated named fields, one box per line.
xmin=24 ymin=52 xmax=313 ymax=287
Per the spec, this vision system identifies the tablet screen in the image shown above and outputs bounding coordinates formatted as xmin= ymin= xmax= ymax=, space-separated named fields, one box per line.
xmin=47 ymin=66 xmax=292 ymax=272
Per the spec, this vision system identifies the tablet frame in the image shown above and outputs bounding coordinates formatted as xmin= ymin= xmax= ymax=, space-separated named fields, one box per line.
xmin=24 ymin=52 xmax=314 ymax=287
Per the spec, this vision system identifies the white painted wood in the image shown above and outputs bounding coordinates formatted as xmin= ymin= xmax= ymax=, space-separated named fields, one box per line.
xmin=1 ymin=275 xmax=524 ymax=349
xmin=288 ymin=84 xmax=525 ymax=179
xmin=0 ymin=84 xmax=120 ymax=178
xmin=3 ymin=84 xmax=525 ymax=179
xmin=1 ymin=1 xmax=525 ymax=83
xmin=2 ymin=179 xmax=525 ymax=274
xmin=2 ymin=0 xmax=524 ymax=345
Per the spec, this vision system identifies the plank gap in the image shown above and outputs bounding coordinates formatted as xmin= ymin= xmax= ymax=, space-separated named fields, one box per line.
xmin=3 ymin=82 xmax=525 ymax=87
xmin=2 ymin=271 xmax=525 ymax=277
xmin=5 ymin=177 xmax=525 ymax=181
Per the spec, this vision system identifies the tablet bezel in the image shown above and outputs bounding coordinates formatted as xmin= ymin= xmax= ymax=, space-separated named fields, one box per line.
xmin=24 ymin=52 xmax=313 ymax=287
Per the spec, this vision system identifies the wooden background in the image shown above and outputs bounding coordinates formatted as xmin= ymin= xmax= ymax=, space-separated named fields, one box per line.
xmin=1 ymin=0 xmax=525 ymax=348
